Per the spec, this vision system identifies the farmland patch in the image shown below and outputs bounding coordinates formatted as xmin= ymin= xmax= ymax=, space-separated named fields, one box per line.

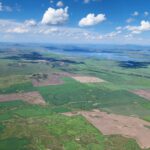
xmin=32 ymin=73 xmax=64 ymax=87
xmin=131 ymin=90 xmax=150 ymax=101
xmin=0 ymin=91 xmax=46 ymax=105
xmin=71 ymin=75 xmax=105 ymax=83
xmin=63 ymin=109 xmax=150 ymax=149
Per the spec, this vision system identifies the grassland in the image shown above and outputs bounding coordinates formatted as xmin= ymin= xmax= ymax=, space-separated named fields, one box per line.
xmin=0 ymin=45 xmax=150 ymax=149
xmin=0 ymin=107 xmax=145 ymax=150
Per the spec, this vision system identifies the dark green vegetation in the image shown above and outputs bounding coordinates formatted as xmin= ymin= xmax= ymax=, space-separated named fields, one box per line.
xmin=37 ymin=78 xmax=150 ymax=117
xmin=0 ymin=44 xmax=150 ymax=150
xmin=0 ymin=138 xmax=28 ymax=150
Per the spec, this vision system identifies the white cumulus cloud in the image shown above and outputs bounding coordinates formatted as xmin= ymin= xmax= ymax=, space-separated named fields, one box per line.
xmin=79 ymin=13 xmax=106 ymax=27
xmin=24 ymin=19 xmax=37 ymax=26
xmin=126 ymin=20 xmax=150 ymax=34
xmin=6 ymin=27 xmax=29 ymax=34
xmin=56 ymin=1 xmax=64 ymax=7
xmin=41 ymin=7 xmax=69 ymax=25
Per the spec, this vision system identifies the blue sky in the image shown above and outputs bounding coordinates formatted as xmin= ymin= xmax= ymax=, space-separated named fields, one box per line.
xmin=0 ymin=0 xmax=150 ymax=44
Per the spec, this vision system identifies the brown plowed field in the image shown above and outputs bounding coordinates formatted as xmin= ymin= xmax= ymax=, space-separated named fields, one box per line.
xmin=132 ymin=90 xmax=150 ymax=101
xmin=71 ymin=75 xmax=105 ymax=83
xmin=0 ymin=91 xmax=46 ymax=105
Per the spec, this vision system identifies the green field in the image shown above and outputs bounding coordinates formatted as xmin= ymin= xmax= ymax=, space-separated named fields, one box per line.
xmin=0 ymin=111 xmax=144 ymax=150
xmin=0 ymin=46 xmax=150 ymax=149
